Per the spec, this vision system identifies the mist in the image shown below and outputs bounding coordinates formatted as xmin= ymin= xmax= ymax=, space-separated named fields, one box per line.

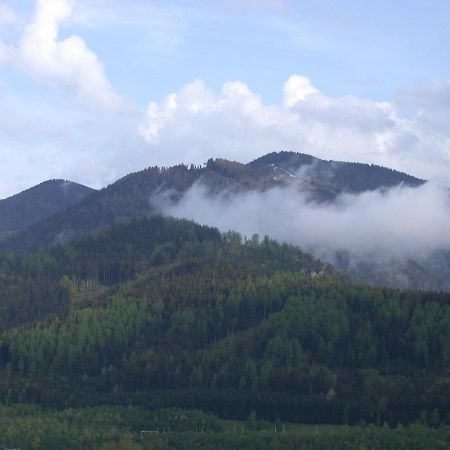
xmin=153 ymin=180 xmax=450 ymax=268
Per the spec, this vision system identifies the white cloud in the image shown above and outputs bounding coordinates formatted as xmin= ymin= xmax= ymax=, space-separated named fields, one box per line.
xmin=139 ymin=78 xmax=295 ymax=164
xmin=19 ymin=0 xmax=121 ymax=109
xmin=0 ymin=0 xmax=121 ymax=109
xmin=158 ymin=180 xmax=450 ymax=264
xmin=139 ymin=74 xmax=450 ymax=181
xmin=283 ymin=74 xmax=318 ymax=107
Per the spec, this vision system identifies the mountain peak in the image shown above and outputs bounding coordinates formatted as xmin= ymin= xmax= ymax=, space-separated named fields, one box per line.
xmin=247 ymin=150 xmax=424 ymax=195
xmin=0 ymin=179 xmax=95 ymax=233
xmin=247 ymin=151 xmax=317 ymax=170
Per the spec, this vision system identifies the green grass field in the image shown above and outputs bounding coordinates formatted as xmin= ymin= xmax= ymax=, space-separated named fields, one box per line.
xmin=1 ymin=404 xmax=449 ymax=449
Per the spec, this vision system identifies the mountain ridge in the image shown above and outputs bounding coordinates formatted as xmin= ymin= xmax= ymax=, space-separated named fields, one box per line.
xmin=0 ymin=151 xmax=425 ymax=254
xmin=248 ymin=151 xmax=424 ymax=199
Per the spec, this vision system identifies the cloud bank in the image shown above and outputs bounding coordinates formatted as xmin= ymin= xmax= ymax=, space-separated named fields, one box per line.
xmin=140 ymin=75 xmax=450 ymax=183
xmin=157 ymin=180 xmax=450 ymax=265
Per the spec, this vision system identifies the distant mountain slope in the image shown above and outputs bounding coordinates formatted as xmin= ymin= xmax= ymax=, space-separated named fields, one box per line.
xmin=248 ymin=151 xmax=424 ymax=200
xmin=0 ymin=152 xmax=424 ymax=254
xmin=0 ymin=179 xmax=95 ymax=233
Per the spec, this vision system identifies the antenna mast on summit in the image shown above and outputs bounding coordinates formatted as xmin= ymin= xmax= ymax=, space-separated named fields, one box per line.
xmin=202 ymin=140 xmax=209 ymax=167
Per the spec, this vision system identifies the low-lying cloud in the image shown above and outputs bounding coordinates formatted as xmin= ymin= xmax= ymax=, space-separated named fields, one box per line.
xmin=155 ymin=180 xmax=450 ymax=266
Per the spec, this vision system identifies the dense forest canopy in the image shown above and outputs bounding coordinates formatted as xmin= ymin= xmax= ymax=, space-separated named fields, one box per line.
xmin=0 ymin=216 xmax=449 ymax=433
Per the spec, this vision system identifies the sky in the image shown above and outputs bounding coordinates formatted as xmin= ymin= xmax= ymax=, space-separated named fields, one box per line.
xmin=1 ymin=0 xmax=450 ymax=198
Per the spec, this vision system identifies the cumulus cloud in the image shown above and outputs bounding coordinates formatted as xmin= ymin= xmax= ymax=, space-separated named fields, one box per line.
xmin=139 ymin=78 xmax=294 ymax=164
xmin=157 ymin=180 xmax=450 ymax=264
xmin=1 ymin=0 xmax=121 ymax=109
xmin=20 ymin=0 xmax=121 ymax=108
xmin=283 ymin=74 xmax=318 ymax=107
xmin=139 ymin=74 xmax=450 ymax=181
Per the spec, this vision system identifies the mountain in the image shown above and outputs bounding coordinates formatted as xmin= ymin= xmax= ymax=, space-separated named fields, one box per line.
xmin=0 ymin=157 xmax=448 ymax=449
xmin=0 ymin=214 xmax=449 ymax=441
xmin=249 ymin=151 xmax=424 ymax=200
xmin=0 ymin=179 xmax=95 ymax=237
xmin=0 ymin=152 xmax=424 ymax=254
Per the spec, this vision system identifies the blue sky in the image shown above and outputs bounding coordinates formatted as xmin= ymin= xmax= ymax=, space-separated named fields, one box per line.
xmin=0 ymin=0 xmax=450 ymax=197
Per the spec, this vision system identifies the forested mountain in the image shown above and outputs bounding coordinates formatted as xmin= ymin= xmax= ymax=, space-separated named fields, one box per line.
xmin=0 ymin=152 xmax=424 ymax=254
xmin=1 ymin=215 xmax=450 ymax=448
xmin=248 ymin=151 xmax=424 ymax=199
xmin=0 ymin=179 xmax=95 ymax=235
xmin=0 ymin=215 xmax=329 ymax=331
xmin=0 ymin=215 xmax=450 ymax=440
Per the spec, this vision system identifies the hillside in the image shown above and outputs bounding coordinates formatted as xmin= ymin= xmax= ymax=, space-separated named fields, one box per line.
xmin=0 ymin=179 xmax=95 ymax=234
xmin=0 ymin=215 xmax=449 ymax=441
xmin=0 ymin=215 xmax=329 ymax=332
xmin=0 ymin=152 xmax=424 ymax=254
